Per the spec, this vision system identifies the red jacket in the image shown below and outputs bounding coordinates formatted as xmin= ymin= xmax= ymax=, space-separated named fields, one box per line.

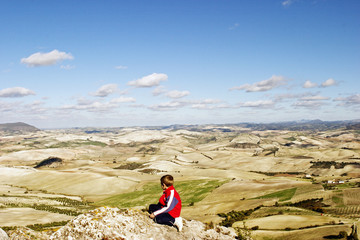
xmin=153 ymin=185 xmax=181 ymax=218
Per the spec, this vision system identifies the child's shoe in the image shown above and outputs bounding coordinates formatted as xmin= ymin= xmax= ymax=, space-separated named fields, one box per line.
xmin=174 ymin=217 xmax=183 ymax=232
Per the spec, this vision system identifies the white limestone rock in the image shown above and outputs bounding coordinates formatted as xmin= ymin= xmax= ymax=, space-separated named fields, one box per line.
xmin=50 ymin=207 xmax=236 ymax=240
xmin=0 ymin=228 xmax=9 ymax=240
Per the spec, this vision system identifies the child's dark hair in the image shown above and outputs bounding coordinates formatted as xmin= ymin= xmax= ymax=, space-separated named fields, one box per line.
xmin=161 ymin=175 xmax=174 ymax=187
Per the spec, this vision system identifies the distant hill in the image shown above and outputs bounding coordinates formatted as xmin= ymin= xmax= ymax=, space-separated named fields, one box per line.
xmin=151 ymin=120 xmax=360 ymax=132
xmin=0 ymin=122 xmax=40 ymax=134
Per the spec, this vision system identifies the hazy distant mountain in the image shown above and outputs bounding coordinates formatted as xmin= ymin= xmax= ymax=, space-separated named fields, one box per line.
xmin=152 ymin=120 xmax=360 ymax=132
xmin=0 ymin=122 xmax=40 ymax=134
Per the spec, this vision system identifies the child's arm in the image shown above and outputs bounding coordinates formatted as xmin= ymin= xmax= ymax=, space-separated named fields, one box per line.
xmin=153 ymin=189 xmax=178 ymax=216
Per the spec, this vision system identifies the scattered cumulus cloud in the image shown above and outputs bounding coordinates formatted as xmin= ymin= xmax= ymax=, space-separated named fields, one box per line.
xmin=21 ymin=49 xmax=73 ymax=67
xmin=199 ymin=99 xmax=222 ymax=104
xmin=61 ymin=101 xmax=114 ymax=112
xmin=61 ymin=96 xmax=135 ymax=113
xmin=191 ymin=99 xmax=230 ymax=110
xmin=293 ymin=94 xmax=330 ymax=109
xmin=274 ymin=93 xmax=300 ymax=101
xmin=0 ymin=100 xmax=49 ymax=117
xmin=230 ymin=75 xmax=288 ymax=92
xmin=282 ymin=0 xmax=298 ymax=7
xmin=321 ymin=78 xmax=337 ymax=87
xmin=0 ymin=87 xmax=35 ymax=98
xmin=191 ymin=103 xmax=231 ymax=110
xmin=148 ymin=98 xmax=231 ymax=111
xmin=128 ymin=73 xmax=168 ymax=88
xmin=238 ymin=100 xmax=274 ymax=108
xmin=152 ymin=86 xmax=167 ymax=96
xmin=275 ymin=92 xmax=324 ymax=102
xmin=165 ymin=90 xmax=190 ymax=99
xmin=0 ymin=101 xmax=19 ymax=112
xmin=115 ymin=65 xmax=128 ymax=70
xmin=110 ymin=96 xmax=136 ymax=103
xmin=148 ymin=101 xmax=186 ymax=111
xmin=60 ymin=65 xmax=75 ymax=70
xmin=293 ymin=101 xmax=325 ymax=108
xmin=300 ymin=95 xmax=330 ymax=101
xmin=334 ymin=94 xmax=360 ymax=106
xmin=303 ymin=80 xmax=318 ymax=88
xmin=22 ymin=101 xmax=48 ymax=115
xmin=93 ymin=84 xmax=118 ymax=97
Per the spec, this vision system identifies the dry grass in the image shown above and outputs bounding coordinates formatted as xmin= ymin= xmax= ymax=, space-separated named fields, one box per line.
xmin=233 ymin=214 xmax=345 ymax=230
xmin=343 ymin=188 xmax=360 ymax=205
xmin=0 ymin=127 xmax=359 ymax=237
xmin=252 ymin=224 xmax=352 ymax=240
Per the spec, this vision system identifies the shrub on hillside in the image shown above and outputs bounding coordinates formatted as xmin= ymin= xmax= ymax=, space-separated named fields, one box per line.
xmin=34 ymin=157 xmax=63 ymax=168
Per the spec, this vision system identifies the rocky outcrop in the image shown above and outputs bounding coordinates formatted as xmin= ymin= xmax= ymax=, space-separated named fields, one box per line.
xmin=51 ymin=207 xmax=236 ymax=240
xmin=4 ymin=207 xmax=236 ymax=240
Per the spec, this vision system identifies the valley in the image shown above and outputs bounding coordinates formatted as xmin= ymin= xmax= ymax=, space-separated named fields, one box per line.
xmin=0 ymin=122 xmax=359 ymax=239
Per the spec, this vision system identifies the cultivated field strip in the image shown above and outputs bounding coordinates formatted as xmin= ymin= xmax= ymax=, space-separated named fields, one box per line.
xmin=326 ymin=206 xmax=360 ymax=218
xmin=291 ymin=190 xmax=332 ymax=203
xmin=343 ymin=188 xmax=360 ymax=205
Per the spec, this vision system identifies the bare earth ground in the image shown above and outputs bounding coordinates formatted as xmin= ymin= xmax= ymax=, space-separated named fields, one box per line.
xmin=233 ymin=215 xmax=347 ymax=229
xmin=0 ymin=208 xmax=73 ymax=226
xmin=252 ymin=224 xmax=353 ymax=240
xmin=0 ymin=126 xmax=359 ymax=239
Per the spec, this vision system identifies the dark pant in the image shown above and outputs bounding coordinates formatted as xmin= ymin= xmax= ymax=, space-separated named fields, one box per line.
xmin=149 ymin=203 xmax=175 ymax=226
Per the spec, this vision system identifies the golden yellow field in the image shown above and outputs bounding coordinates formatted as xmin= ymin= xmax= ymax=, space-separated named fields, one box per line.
xmin=0 ymin=126 xmax=359 ymax=239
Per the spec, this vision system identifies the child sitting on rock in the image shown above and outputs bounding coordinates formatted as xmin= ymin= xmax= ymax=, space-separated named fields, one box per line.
xmin=149 ymin=174 xmax=183 ymax=231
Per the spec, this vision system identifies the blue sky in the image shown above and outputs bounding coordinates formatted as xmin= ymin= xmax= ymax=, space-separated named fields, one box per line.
xmin=0 ymin=0 xmax=359 ymax=128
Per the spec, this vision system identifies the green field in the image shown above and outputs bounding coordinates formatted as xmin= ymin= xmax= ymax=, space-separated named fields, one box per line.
xmin=94 ymin=179 xmax=228 ymax=208
xmin=254 ymin=188 xmax=297 ymax=202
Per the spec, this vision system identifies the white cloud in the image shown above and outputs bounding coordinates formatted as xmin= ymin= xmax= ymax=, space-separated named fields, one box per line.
xmin=275 ymin=92 xmax=326 ymax=102
xmin=293 ymin=101 xmax=325 ymax=108
xmin=165 ymin=90 xmax=190 ymax=99
xmin=128 ymin=73 xmax=168 ymax=88
xmin=110 ymin=96 xmax=136 ymax=103
xmin=93 ymin=84 xmax=118 ymax=97
xmin=303 ymin=80 xmax=317 ymax=88
xmin=238 ymin=100 xmax=275 ymax=108
xmin=148 ymin=101 xmax=186 ymax=111
xmin=21 ymin=49 xmax=73 ymax=67
xmin=61 ymin=96 xmax=135 ymax=113
xmin=60 ymin=65 xmax=75 ymax=70
xmin=321 ymin=78 xmax=337 ymax=87
xmin=282 ymin=0 xmax=297 ymax=7
xmin=300 ymin=95 xmax=330 ymax=101
xmin=22 ymin=101 xmax=48 ymax=115
xmin=191 ymin=99 xmax=230 ymax=110
xmin=0 ymin=101 xmax=18 ymax=112
xmin=334 ymin=94 xmax=360 ymax=106
xmin=0 ymin=87 xmax=35 ymax=98
xmin=0 ymin=100 xmax=50 ymax=117
xmin=152 ymin=86 xmax=167 ymax=96
xmin=191 ymin=103 xmax=232 ymax=110
xmin=274 ymin=93 xmax=300 ymax=102
xmin=199 ymin=99 xmax=222 ymax=104
xmin=293 ymin=95 xmax=330 ymax=109
xmin=61 ymin=101 xmax=116 ymax=112
xmin=230 ymin=75 xmax=288 ymax=92
xmin=115 ymin=65 xmax=128 ymax=70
